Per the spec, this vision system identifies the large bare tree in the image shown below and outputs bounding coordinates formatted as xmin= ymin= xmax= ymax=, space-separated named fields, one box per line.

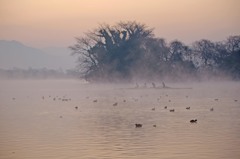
xmin=69 ymin=21 xmax=153 ymax=81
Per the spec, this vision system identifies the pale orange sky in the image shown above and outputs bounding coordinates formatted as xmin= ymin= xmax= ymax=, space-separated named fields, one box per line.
xmin=0 ymin=0 xmax=239 ymax=48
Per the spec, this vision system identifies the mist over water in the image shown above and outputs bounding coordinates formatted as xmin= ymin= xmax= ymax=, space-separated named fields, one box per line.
xmin=0 ymin=79 xmax=239 ymax=159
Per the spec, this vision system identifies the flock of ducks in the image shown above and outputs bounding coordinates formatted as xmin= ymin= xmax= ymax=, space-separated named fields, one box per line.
xmin=83 ymin=86 xmax=230 ymax=129
xmin=11 ymin=83 xmax=238 ymax=129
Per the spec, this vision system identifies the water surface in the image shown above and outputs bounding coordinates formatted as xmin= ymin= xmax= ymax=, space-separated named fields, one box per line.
xmin=0 ymin=80 xmax=240 ymax=159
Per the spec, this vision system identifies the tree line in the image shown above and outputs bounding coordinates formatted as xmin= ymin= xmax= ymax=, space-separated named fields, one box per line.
xmin=69 ymin=21 xmax=240 ymax=82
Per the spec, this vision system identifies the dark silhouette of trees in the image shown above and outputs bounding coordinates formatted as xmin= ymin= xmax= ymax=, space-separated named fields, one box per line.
xmin=70 ymin=21 xmax=153 ymax=81
xmin=70 ymin=21 xmax=240 ymax=82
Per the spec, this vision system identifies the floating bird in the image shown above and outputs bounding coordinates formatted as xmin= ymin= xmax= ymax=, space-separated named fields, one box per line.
xmin=153 ymin=124 xmax=157 ymax=127
xmin=152 ymin=107 xmax=155 ymax=111
xmin=152 ymin=82 xmax=156 ymax=88
xmin=186 ymin=107 xmax=190 ymax=110
xmin=162 ymin=82 xmax=166 ymax=88
xmin=113 ymin=102 xmax=118 ymax=106
xmin=168 ymin=100 xmax=171 ymax=102
xmin=42 ymin=96 xmax=44 ymax=100
xmin=135 ymin=83 xmax=139 ymax=88
xmin=164 ymin=106 xmax=167 ymax=109
xmin=143 ymin=83 xmax=147 ymax=88
xmin=62 ymin=99 xmax=68 ymax=102
xmin=93 ymin=99 xmax=97 ymax=102
xmin=123 ymin=100 xmax=126 ymax=102
xmin=135 ymin=124 xmax=142 ymax=128
xmin=186 ymin=96 xmax=188 ymax=98
xmin=214 ymin=99 xmax=219 ymax=101
xmin=12 ymin=98 xmax=15 ymax=100
xmin=190 ymin=119 xmax=197 ymax=123
xmin=75 ymin=106 xmax=78 ymax=110
xmin=234 ymin=100 xmax=238 ymax=102
xmin=210 ymin=107 xmax=214 ymax=111
xmin=169 ymin=109 xmax=175 ymax=112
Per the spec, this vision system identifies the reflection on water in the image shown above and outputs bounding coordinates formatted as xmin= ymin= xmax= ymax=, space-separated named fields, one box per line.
xmin=0 ymin=80 xmax=240 ymax=159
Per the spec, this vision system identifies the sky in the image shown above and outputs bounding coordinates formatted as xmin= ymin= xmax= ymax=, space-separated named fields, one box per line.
xmin=0 ymin=0 xmax=240 ymax=48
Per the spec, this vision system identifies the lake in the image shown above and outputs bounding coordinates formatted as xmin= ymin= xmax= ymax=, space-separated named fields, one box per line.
xmin=0 ymin=80 xmax=239 ymax=159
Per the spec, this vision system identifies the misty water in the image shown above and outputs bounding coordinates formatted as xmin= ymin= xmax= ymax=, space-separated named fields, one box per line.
xmin=0 ymin=80 xmax=239 ymax=159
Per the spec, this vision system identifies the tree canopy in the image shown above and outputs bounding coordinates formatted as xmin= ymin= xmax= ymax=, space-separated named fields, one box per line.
xmin=70 ymin=21 xmax=240 ymax=82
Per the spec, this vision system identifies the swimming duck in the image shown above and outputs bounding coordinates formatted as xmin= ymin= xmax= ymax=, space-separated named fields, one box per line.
xmin=135 ymin=124 xmax=142 ymax=128
xmin=190 ymin=119 xmax=197 ymax=123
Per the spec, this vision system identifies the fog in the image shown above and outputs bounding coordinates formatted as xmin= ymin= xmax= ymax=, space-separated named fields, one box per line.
xmin=0 ymin=79 xmax=240 ymax=158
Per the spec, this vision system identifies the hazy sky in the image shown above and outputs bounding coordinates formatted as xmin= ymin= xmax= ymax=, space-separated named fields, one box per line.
xmin=0 ymin=0 xmax=239 ymax=48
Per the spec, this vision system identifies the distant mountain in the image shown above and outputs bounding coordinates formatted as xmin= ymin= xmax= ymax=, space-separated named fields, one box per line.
xmin=0 ymin=40 xmax=75 ymax=70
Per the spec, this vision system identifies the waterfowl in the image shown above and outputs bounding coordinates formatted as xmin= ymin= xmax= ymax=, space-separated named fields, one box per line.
xmin=210 ymin=108 xmax=214 ymax=111
xmin=152 ymin=107 xmax=155 ymax=111
xmin=152 ymin=82 xmax=156 ymax=88
xmin=169 ymin=109 xmax=175 ymax=112
xmin=153 ymin=124 xmax=157 ymax=127
xmin=62 ymin=99 xmax=68 ymax=102
xmin=93 ymin=99 xmax=97 ymax=102
xmin=135 ymin=83 xmax=139 ymax=88
xmin=75 ymin=106 xmax=78 ymax=110
xmin=135 ymin=124 xmax=142 ymax=128
xmin=162 ymin=82 xmax=166 ymax=88
xmin=186 ymin=107 xmax=190 ymax=110
xmin=113 ymin=102 xmax=118 ymax=106
xmin=164 ymin=106 xmax=167 ymax=109
xmin=190 ymin=119 xmax=197 ymax=123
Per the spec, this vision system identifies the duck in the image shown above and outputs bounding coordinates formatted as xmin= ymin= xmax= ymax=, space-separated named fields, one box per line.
xmin=113 ymin=102 xmax=118 ymax=106
xmin=169 ymin=109 xmax=175 ymax=112
xmin=186 ymin=107 xmax=190 ymax=110
xmin=75 ymin=106 xmax=78 ymax=110
xmin=210 ymin=107 xmax=214 ymax=111
xmin=190 ymin=119 xmax=197 ymax=123
xmin=164 ymin=106 xmax=167 ymax=109
xmin=152 ymin=107 xmax=155 ymax=111
xmin=135 ymin=124 xmax=142 ymax=128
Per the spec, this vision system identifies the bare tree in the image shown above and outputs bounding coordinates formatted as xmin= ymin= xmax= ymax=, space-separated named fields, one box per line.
xmin=69 ymin=21 xmax=153 ymax=81
xmin=225 ymin=35 xmax=240 ymax=53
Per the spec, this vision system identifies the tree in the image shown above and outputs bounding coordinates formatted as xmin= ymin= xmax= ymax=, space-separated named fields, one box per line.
xmin=69 ymin=21 xmax=153 ymax=81
xmin=219 ymin=36 xmax=240 ymax=79
xmin=192 ymin=39 xmax=217 ymax=69
xmin=225 ymin=35 xmax=240 ymax=53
